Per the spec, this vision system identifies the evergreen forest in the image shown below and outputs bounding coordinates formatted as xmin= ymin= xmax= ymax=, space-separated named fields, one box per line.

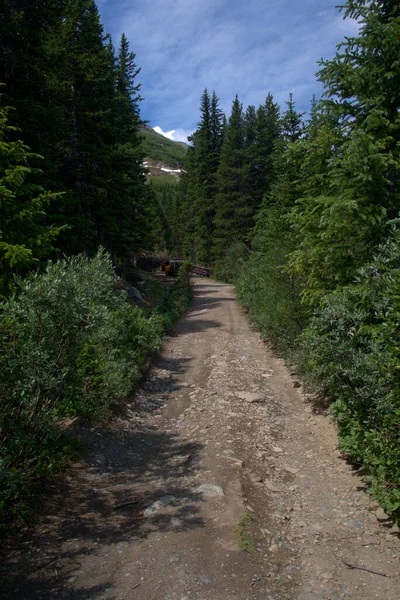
xmin=1 ymin=0 xmax=399 ymax=525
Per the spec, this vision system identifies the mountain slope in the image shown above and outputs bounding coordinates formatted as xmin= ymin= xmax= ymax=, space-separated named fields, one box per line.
xmin=140 ymin=124 xmax=188 ymax=167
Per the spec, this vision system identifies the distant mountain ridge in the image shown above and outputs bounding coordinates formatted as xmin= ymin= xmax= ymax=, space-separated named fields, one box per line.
xmin=140 ymin=124 xmax=188 ymax=179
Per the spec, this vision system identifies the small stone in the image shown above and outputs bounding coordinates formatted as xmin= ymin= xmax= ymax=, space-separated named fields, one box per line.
xmin=272 ymin=447 xmax=283 ymax=453
xmin=169 ymin=455 xmax=191 ymax=467
xmin=269 ymin=544 xmax=279 ymax=553
xmin=91 ymin=453 xmax=105 ymax=466
xmin=199 ymin=575 xmax=213 ymax=584
xmin=144 ymin=495 xmax=176 ymax=516
xmin=197 ymin=483 xmax=225 ymax=497
xmin=375 ymin=507 xmax=387 ymax=519
xmin=237 ymin=391 xmax=266 ymax=403
xmin=130 ymin=286 xmax=143 ymax=301
xmin=265 ymin=481 xmax=281 ymax=492
xmin=285 ymin=466 xmax=300 ymax=474
xmin=249 ymin=472 xmax=263 ymax=484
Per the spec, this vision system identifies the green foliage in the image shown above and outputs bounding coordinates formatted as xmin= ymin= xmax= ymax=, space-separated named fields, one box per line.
xmin=0 ymin=95 xmax=63 ymax=296
xmin=236 ymin=95 xmax=307 ymax=354
xmin=177 ymin=261 xmax=193 ymax=287
xmin=156 ymin=280 xmax=193 ymax=329
xmin=149 ymin=178 xmax=182 ymax=254
xmin=0 ymin=250 xmax=169 ymax=523
xmin=235 ymin=512 xmax=257 ymax=552
xmin=213 ymin=241 xmax=249 ymax=283
xmin=238 ymin=511 xmax=255 ymax=527
xmin=0 ymin=2 xmax=154 ymax=262
xmin=237 ymin=250 xmax=306 ymax=355
xmin=180 ymin=89 xmax=224 ymax=264
xmin=289 ymin=1 xmax=400 ymax=305
xmin=300 ymin=235 xmax=400 ymax=522
xmin=213 ymin=96 xmax=250 ymax=257
xmin=243 ymin=94 xmax=281 ymax=217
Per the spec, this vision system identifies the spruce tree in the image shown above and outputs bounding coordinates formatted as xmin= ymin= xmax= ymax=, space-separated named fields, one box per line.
xmin=182 ymin=89 xmax=224 ymax=263
xmin=243 ymin=94 xmax=281 ymax=227
xmin=115 ymin=33 xmax=142 ymax=143
xmin=103 ymin=32 xmax=150 ymax=261
xmin=213 ymin=96 xmax=251 ymax=258
xmin=210 ymin=91 xmax=225 ymax=171
xmin=237 ymin=96 xmax=306 ymax=349
xmin=0 ymin=96 xmax=62 ymax=296
xmin=41 ymin=0 xmax=117 ymax=253
xmin=289 ymin=0 xmax=400 ymax=303
xmin=0 ymin=0 xmax=63 ymax=149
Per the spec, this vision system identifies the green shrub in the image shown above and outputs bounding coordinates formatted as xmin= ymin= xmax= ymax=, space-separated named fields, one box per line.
xmin=236 ymin=249 xmax=307 ymax=355
xmin=177 ymin=261 xmax=193 ymax=287
xmin=0 ymin=249 xmax=166 ymax=524
xmin=213 ymin=241 xmax=249 ymax=283
xmin=300 ymin=236 xmax=400 ymax=522
xmin=157 ymin=280 xmax=192 ymax=329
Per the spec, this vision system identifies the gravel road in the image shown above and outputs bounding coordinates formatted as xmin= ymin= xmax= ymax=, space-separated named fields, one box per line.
xmin=2 ymin=278 xmax=399 ymax=600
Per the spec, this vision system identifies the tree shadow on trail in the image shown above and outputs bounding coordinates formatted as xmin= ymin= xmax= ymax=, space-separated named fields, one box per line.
xmin=1 ymin=284 xmax=233 ymax=599
xmin=170 ymin=288 xmax=237 ymax=334
xmin=1 ymin=391 xmax=205 ymax=599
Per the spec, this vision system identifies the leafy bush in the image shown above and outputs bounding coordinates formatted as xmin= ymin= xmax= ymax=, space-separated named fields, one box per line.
xmin=177 ymin=261 xmax=193 ymax=287
xmin=213 ymin=241 xmax=249 ymax=283
xmin=157 ymin=280 xmax=192 ymax=329
xmin=0 ymin=249 xmax=166 ymax=523
xmin=300 ymin=236 xmax=400 ymax=522
xmin=236 ymin=249 xmax=307 ymax=355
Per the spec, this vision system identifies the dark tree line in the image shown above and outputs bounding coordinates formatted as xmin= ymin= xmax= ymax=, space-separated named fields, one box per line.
xmin=174 ymin=88 xmax=292 ymax=266
xmin=0 ymin=0 xmax=157 ymax=295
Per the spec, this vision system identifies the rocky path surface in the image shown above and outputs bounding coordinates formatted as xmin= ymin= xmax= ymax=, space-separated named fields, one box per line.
xmin=2 ymin=279 xmax=399 ymax=600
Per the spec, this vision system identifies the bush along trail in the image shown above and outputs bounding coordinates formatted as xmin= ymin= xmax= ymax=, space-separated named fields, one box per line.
xmin=0 ymin=250 xmax=192 ymax=527
xmin=1 ymin=279 xmax=399 ymax=600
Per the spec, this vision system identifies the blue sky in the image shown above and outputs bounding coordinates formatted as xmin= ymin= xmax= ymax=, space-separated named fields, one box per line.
xmin=97 ymin=0 xmax=359 ymax=142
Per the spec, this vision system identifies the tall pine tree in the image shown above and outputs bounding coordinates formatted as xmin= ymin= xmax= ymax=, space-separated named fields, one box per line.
xmin=213 ymin=96 xmax=251 ymax=258
xmin=289 ymin=0 xmax=400 ymax=303
xmin=181 ymin=89 xmax=224 ymax=263
xmin=0 ymin=95 xmax=62 ymax=296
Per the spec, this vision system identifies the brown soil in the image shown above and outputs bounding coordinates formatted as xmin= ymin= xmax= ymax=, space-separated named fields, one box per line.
xmin=1 ymin=279 xmax=399 ymax=600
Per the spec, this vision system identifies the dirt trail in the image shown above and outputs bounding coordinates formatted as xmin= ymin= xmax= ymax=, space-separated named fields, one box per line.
xmin=2 ymin=279 xmax=399 ymax=600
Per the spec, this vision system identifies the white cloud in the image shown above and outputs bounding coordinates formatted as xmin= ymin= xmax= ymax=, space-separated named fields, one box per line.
xmin=153 ymin=126 xmax=192 ymax=144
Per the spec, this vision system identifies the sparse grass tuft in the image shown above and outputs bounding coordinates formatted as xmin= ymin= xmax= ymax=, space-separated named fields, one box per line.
xmin=235 ymin=529 xmax=256 ymax=553
xmin=234 ymin=511 xmax=257 ymax=552
xmin=238 ymin=511 xmax=255 ymax=527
